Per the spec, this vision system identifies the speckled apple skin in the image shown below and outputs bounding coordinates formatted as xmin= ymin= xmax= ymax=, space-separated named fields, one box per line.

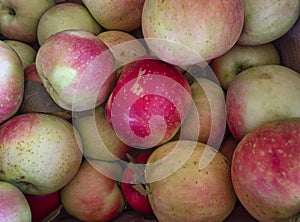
xmin=0 ymin=41 xmax=24 ymax=124
xmin=231 ymin=118 xmax=300 ymax=222
xmin=226 ymin=65 xmax=300 ymax=141
xmin=142 ymin=0 xmax=244 ymax=65
xmin=145 ymin=140 xmax=236 ymax=222
xmin=36 ymin=30 xmax=116 ymax=111
xmin=0 ymin=113 xmax=82 ymax=195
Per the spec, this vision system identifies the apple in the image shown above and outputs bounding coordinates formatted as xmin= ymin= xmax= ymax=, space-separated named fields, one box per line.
xmin=141 ymin=0 xmax=244 ymax=65
xmin=145 ymin=140 xmax=236 ymax=222
xmin=105 ymin=57 xmax=192 ymax=148
xmin=178 ymin=77 xmax=227 ymax=149
xmin=3 ymin=40 xmax=36 ymax=69
xmin=226 ymin=64 xmax=300 ymax=141
xmin=238 ymin=0 xmax=300 ymax=45
xmin=35 ymin=29 xmax=116 ymax=111
xmin=0 ymin=40 xmax=24 ymax=125
xmin=97 ymin=30 xmax=148 ymax=68
xmin=24 ymin=191 xmax=60 ymax=222
xmin=82 ymin=0 xmax=145 ymax=32
xmin=0 ymin=0 xmax=55 ymax=43
xmin=219 ymin=134 xmax=238 ymax=163
xmin=121 ymin=149 xmax=154 ymax=216
xmin=19 ymin=62 xmax=72 ymax=119
xmin=0 ymin=112 xmax=83 ymax=195
xmin=0 ymin=181 xmax=31 ymax=222
xmin=60 ymin=159 xmax=126 ymax=222
xmin=231 ymin=118 xmax=300 ymax=222
xmin=37 ymin=2 xmax=103 ymax=46
xmin=210 ymin=43 xmax=281 ymax=90
xmin=73 ymin=103 xmax=132 ymax=161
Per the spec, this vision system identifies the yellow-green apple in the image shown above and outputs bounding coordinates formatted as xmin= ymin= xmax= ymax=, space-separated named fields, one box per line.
xmin=35 ymin=30 xmax=116 ymax=111
xmin=142 ymin=0 xmax=244 ymax=66
xmin=73 ymin=104 xmax=132 ymax=161
xmin=60 ymin=159 xmax=125 ymax=222
xmin=238 ymin=0 xmax=300 ymax=45
xmin=231 ymin=118 xmax=300 ymax=222
xmin=37 ymin=2 xmax=102 ymax=46
xmin=19 ymin=62 xmax=72 ymax=119
xmin=210 ymin=43 xmax=281 ymax=90
xmin=82 ymin=0 xmax=145 ymax=32
xmin=0 ymin=0 xmax=55 ymax=43
xmin=3 ymin=40 xmax=36 ymax=69
xmin=24 ymin=191 xmax=60 ymax=222
xmin=105 ymin=57 xmax=192 ymax=148
xmin=0 ymin=113 xmax=83 ymax=195
xmin=97 ymin=30 xmax=148 ymax=67
xmin=145 ymin=140 xmax=236 ymax=222
xmin=226 ymin=64 xmax=300 ymax=141
xmin=0 ymin=40 xmax=24 ymax=124
xmin=0 ymin=181 xmax=31 ymax=222
xmin=178 ymin=78 xmax=226 ymax=149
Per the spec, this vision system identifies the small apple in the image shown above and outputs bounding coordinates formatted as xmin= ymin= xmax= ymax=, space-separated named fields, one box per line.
xmin=0 ymin=112 xmax=83 ymax=195
xmin=73 ymin=103 xmax=132 ymax=161
xmin=0 ymin=0 xmax=55 ymax=43
xmin=145 ymin=140 xmax=236 ymax=222
xmin=142 ymin=0 xmax=244 ymax=65
xmin=37 ymin=2 xmax=103 ymax=46
xmin=226 ymin=64 xmax=300 ymax=141
xmin=231 ymin=118 xmax=300 ymax=222
xmin=0 ymin=40 xmax=24 ymax=125
xmin=35 ymin=30 xmax=116 ymax=111
xmin=3 ymin=40 xmax=36 ymax=69
xmin=82 ymin=0 xmax=145 ymax=32
xmin=121 ymin=150 xmax=154 ymax=216
xmin=24 ymin=191 xmax=60 ymax=222
xmin=238 ymin=0 xmax=300 ymax=45
xmin=105 ymin=57 xmax=192 ymax=148
xmin=0 ymin=181 xmax=31 ymax=222
xmin=210 ymin=43 xmax=281 ymax=90
xmin=60 ymin=159 xmax=126 ymax=222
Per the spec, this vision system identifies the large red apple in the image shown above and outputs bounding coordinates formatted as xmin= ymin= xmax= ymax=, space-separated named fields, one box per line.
xmin=105 ymin=57 xmax=192 ymax=148
xmin=142 ymin=0 xmax=244 ymax=65
xmin=231 ymin=118 xmax=300 ymax=222
xmin=35 ymin=30 xmax=116 ymax=111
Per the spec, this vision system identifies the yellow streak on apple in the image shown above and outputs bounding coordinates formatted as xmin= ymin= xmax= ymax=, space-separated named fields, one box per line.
xmin=51 ymin=66 xmax=77 ymax=92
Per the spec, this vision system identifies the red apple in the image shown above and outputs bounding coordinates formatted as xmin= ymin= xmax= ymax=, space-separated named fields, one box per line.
xmin=121 ymin=150 xmax=154 ymax=216
xmin=35 ymin=29 xmax=116 ymax=111
xmin=219 ymin=134 xmax=238 ymax=163
xmin=231 ymin=118 xmax=300 ymax=222
xmin=105 ymin=57 xmax=192 ymax=148
xmin=0 ymin=41 xmax=24 ymax=125
xmin=142 ymin=0 xmax=244 ymax=65
xmin=24 ymin=191 xmax=60 ymax=222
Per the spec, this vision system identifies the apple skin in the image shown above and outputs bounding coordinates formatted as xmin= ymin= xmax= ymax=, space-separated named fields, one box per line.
xmin=145 ymin=140 xmax=236 ymax=222
xmin=210 ymin=43 xmax=281 ymax=90
xmin=60 ymin=159 xmax=126 ymax=222
xmin=142 ymin=0 xmax=244 ymax=66
xmin=226 ymin=64 xmax=300 ymax=141
xmin=82 ymin=0 xmax=145 ymax=32
xmin=0 ymin=0 xmax=55 ymax=43
xmin=0 ymin=113 xmax=83 ymax=195
xmin=121 ymin=150 xmax=154 ymax=216
xmin=238 ymin=0 xmax=300 ymax=45
xmin=3 ymin=40 xmax=36 ymax=69
xmin=231 ymin=118 xmax=300 ymax=222
xmin=35 ymin=30 xmax=116 ymax=111
xmin=24 ymin=191 xmax=60 ymax=222
xmin=219 ymin=134 xmax=238 ymax=163
xmin=105 ymin=57 xmax=192 ymax=148
xmin=73 ymin=103 xmax=132 ymax=161
xmin=0 ymin=40 xmax=24 ymax=125
xmin=0 ymin=181 xmax=31 ymax=222
xmin=37 ymin=2 xmax=103 ymax=46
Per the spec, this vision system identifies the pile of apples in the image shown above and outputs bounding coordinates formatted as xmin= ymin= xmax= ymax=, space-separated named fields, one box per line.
xmin=0 ymin=0 xmax=299 ymax=221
